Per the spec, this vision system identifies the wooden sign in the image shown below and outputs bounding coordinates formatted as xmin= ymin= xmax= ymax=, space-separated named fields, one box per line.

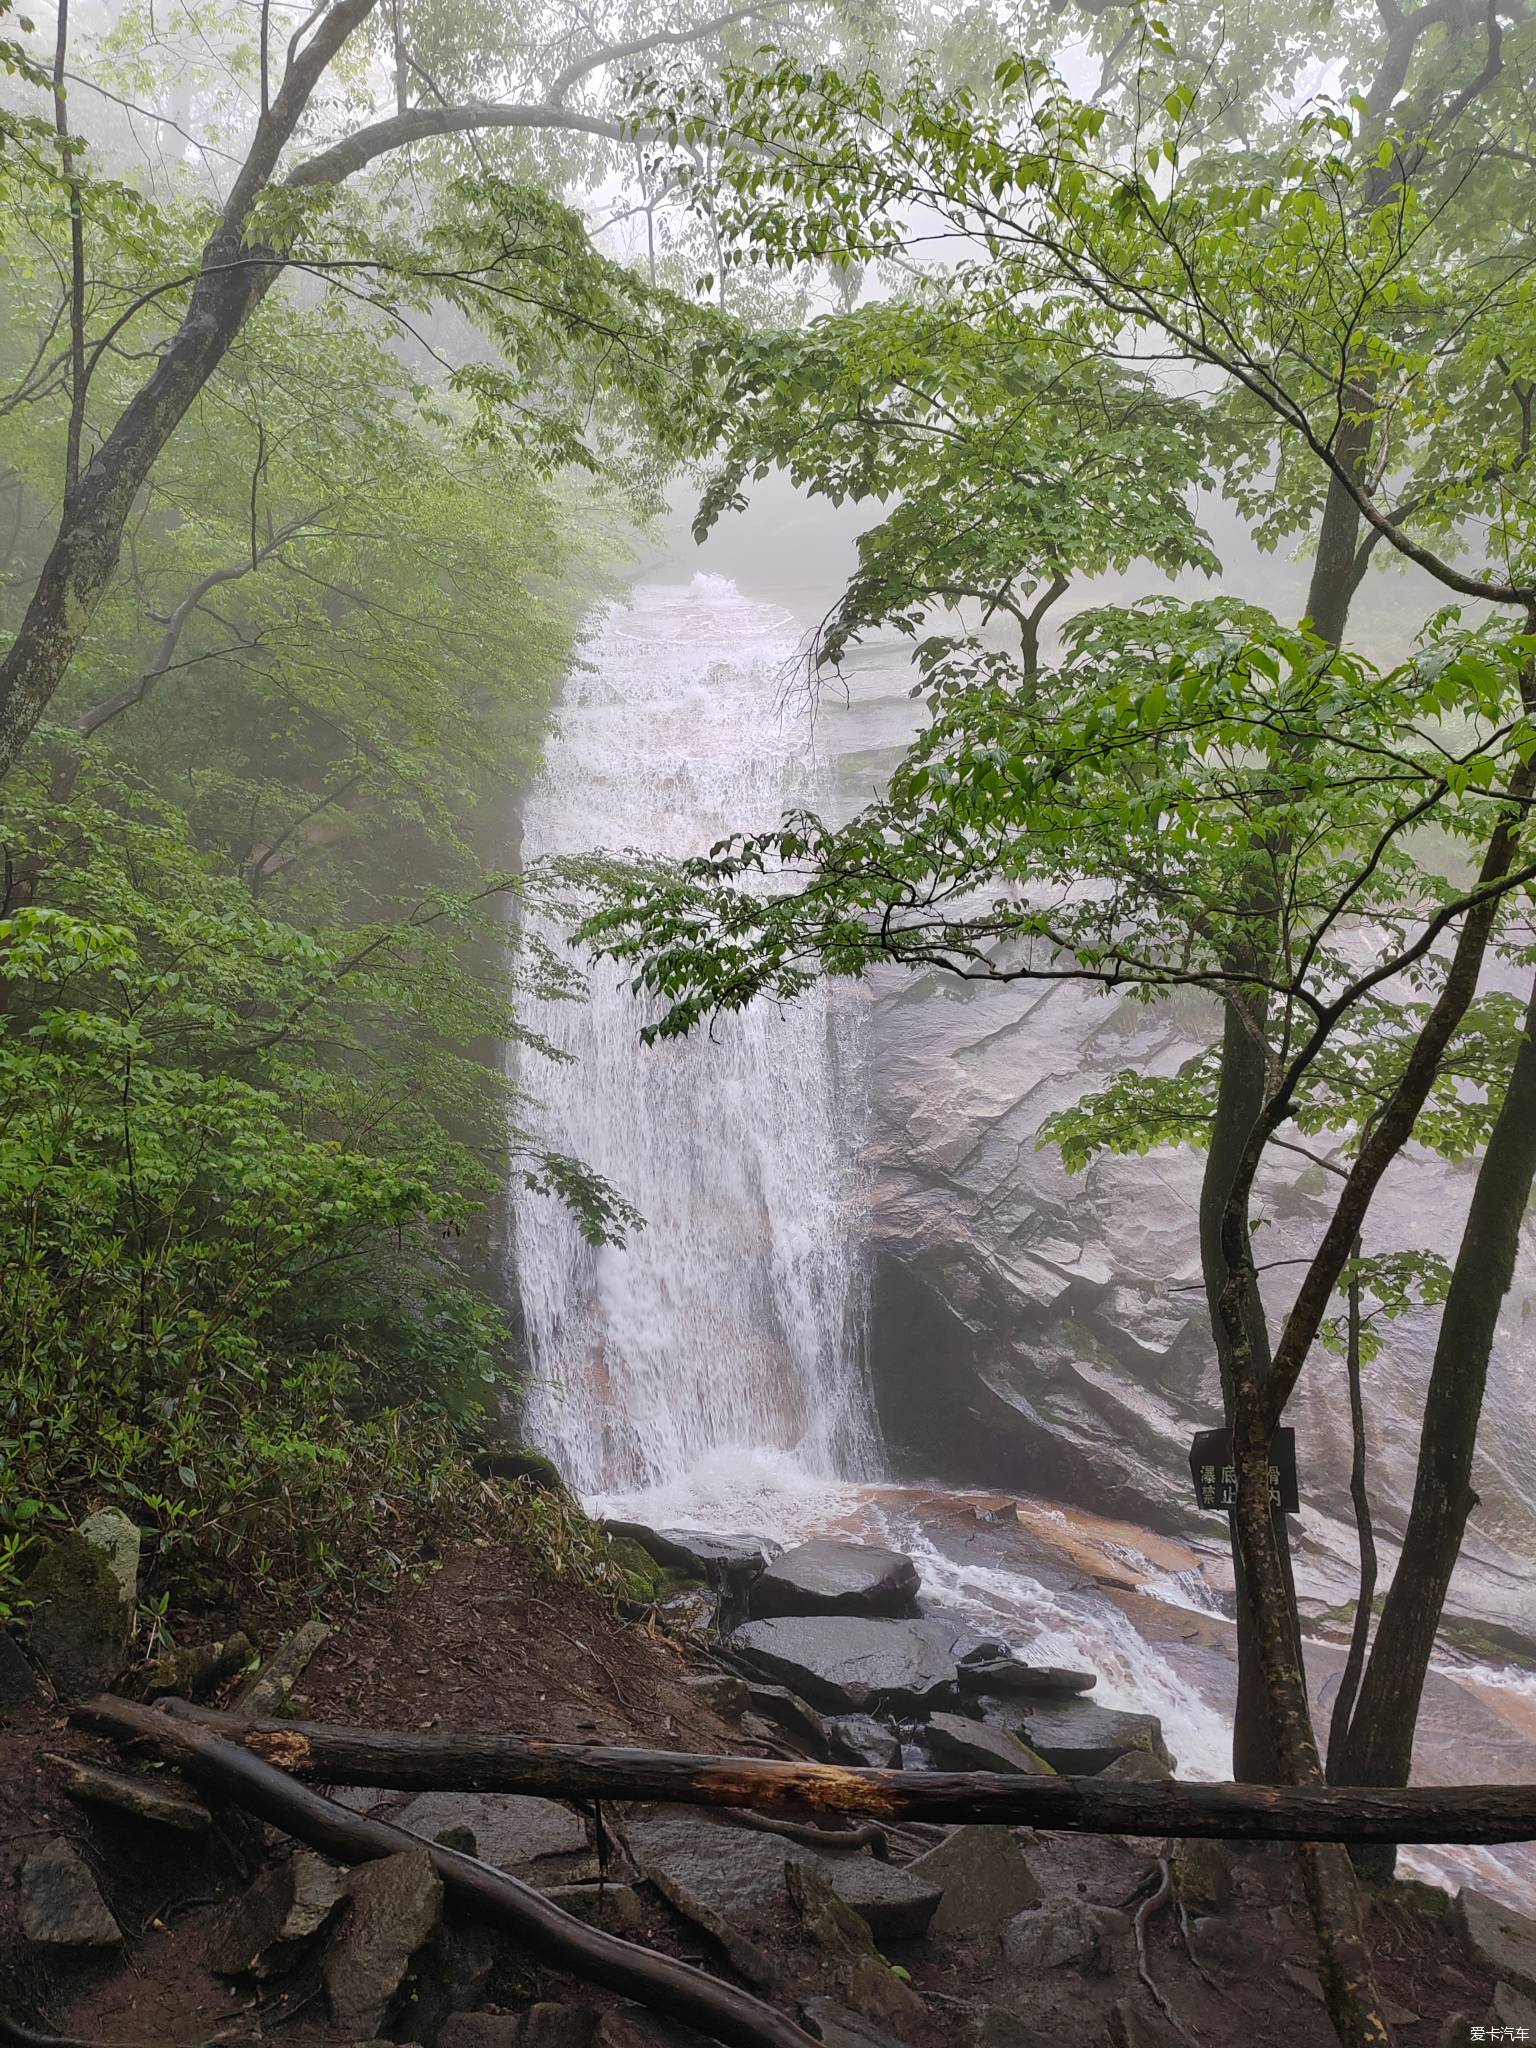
xmin=1188 ymin=1427 xmax=1299 ymax=1514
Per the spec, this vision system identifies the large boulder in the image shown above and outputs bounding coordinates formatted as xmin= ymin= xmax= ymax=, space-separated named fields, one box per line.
xmin=729 ymin=1616 xmax=962 ymax=1713
xmin=827 ymin=1716 xmax=903 ymax=1768
xmin=922 ymin=1711 xmax=1052 ymax=1776
xmin=1002 ymin=1898 xmax=1130 ymax=1974
xmin=1008 ymin=1697 xmax=1171 ymax=1775
xmin=747 ymin=1540 xmax=920 ymax=1620
xmin=658 ymin=1529 xmax=780 ymax=1593
xmin=24 ymin=1531 xmax=131 ymax=1697
xmin=213 ymin=1851 xmax=348 ymax=1976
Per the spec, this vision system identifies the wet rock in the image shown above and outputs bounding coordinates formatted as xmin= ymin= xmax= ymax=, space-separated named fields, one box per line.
xmin=657 ymin=1585 xmax=717 ymax=1634
xmin=657 ymin=1529 xmax=780 ymax=1593
xmin=473 ymin=1446 xmax=572 ymax=1497
xmin=78 ymin=1508 xmax=140 ymax=1608
xmin=324 ymin=1848 xmax=443 ymax=2035
xmin=957 ymin=1652 xmax=1096 ymax=1700
xmin=51 ymin=1754 xmax=212 ymax=1832
xmin=23 ymin=1532 xmax=130 ymax=1697
xmin=394 ymin=1791 xmax=591 ymax=1879
xmin=730 ymin=1616 xmax=962 ymax=1713
xmin=1010 ymin=1698 xmax=1171 ymax=1775
xmin=1098 ymin=1748 xmax=1175 ymax=1782
xmin=1002 ymin=1899 xmax=1130 ymax=1974
xmin=1171 ymin=1839 xmax=1234 ymax=1914
xmin=235 ymin=1616 xmax=330 ymax=1717
xmin=0 ymin=1630 xmax=44 ymax=1716
xmin=923 ymin=1710 xmax=1052 ymax=1775
xmin=741 ymin=1679 xmax=829 ymax=1756
xmin=1454 ymin=1887 xmax=1536 ymax=1997
xmin=907 ymin=1824 xmax=1042 ymax=1936
xmin=679 ymin=1670 xmax=750 ymax=1721
xmin=603 ymin=1521 xmax=707 ymax=1579
xmin=19 ymin=1839 xmax=121 ymax=1948
xmin=828 ymin=1716 xmax=902 ymax=1768
xmin=748 ymin=1540 xmax=920 ymax=1621
xmin=624 ymin=1810 xmax=939 ymax=1946
xmin=213 ymin=1850 xmax=349 ymax=1975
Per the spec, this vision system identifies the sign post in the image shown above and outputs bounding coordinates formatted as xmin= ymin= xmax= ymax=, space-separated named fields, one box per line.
xmin=1188 ymin=1427 xmax=1299 ymax=1514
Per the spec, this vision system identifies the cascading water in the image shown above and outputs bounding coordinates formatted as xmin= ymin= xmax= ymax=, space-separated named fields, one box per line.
xmin=508 ymin=575 xmax=878 ymax=1502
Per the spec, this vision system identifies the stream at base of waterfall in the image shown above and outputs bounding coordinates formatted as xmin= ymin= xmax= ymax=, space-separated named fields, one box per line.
xmin=506 ymin=574 xmax=1536 ymax=1915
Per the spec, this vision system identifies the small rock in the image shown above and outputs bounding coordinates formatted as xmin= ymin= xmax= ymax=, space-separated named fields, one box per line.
xmin=1455 ymin=1887 xmax=1536 ymax=1998
xmin=0 ymin=1630 xmax=44 ymax=1717
xmin=19 ymin=1840 xmax=121 ymax=1948
xmin=139 ymin=1631 xmax=253 ymax=1702
xmin=78 ymin=1508 xmax=140 ymax=1608
xmin=434 ymin=1823 xmax=478 ymax=1856
xmin=438 ymin=2019 xmax=528 ymax=2047
xmin=323 ymin=1849 xmax=443 ymax=2034
xmin=679 ymin=1671 xmax=750 ymax=1721
xmin=1003 ymin=1899 xmax=1129 ymax=1974
xmin=972 ymin=1502 xmax=1019 ymax=1526
xmin=908 ymin=1824 xmax=1042 ymax=1936
xmin=50 ymin=1754 xmax=211 ymax=1832
xmin=1171 ymin=1839 xmax=1234 ymax=1913
xmin=800 ymin=1998 xmax=907 ymax=2047
xmin=786 ymin=1857 xmax=881 ymax=1960
xmin=1011 ymin=1698 xmax=1171 ymax=1775
xmin=235 ymin=1617 xmax=330 ymax=1717
xmin=742 ymin=1681 xmax=829 ymax=1757
xmin=924 ymin=1710 xmax=1052 ymax=1776
xmin=1107 ymin=1997 xmax=1162 ymax=2047
xmin=213 ymin=1850 xmax=348 ymax=1976
xmin=748 ymin=1540 xmax=920 ymax=1620
xmin=828 ymin=1716 xmax=902 ymax=1768
xmin=657 ymin=1586 xmax=717 ymax=1634
xmin=23 ymin=1532 xmax=130 ymax=1697
xmin=542 ymin=1883 xmax=648 ymax=1932
xmin=1098 ymin=1748 xmax=1174 ymax=1782
xmin=821 ymin=1855 xmax=941 ymax=1942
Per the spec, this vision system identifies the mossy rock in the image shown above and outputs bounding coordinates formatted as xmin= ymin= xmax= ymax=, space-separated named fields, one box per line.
xmin=604 ymin=1536 xmax=677 ymax=1604
xmin=25 ymin=1532 xmax=131 ymax=1698
xmin=472 ymin=1445 xmax=573 ymax=1499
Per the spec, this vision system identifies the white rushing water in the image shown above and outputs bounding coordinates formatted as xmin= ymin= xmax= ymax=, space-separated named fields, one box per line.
xmin=508 ymin=576 xmax=879 ymax=1497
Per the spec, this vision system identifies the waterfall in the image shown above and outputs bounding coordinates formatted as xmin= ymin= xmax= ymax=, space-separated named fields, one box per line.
xmin=507 ymin=575 xmax=879 ymax=1504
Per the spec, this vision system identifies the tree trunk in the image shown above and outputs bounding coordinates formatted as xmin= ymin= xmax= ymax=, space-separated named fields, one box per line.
xmin=0 ymin=0 xmax=380 ymax=777
xmin=1200 ymin=990 xmax=1292 ymax=1782
xmin=74 ymin=1698 xmax=1536 ymax=1843
xmin=1335 ymin=968 xmax=1536 ymax=1871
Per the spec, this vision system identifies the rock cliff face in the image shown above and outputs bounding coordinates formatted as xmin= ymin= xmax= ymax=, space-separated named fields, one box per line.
xmin=821 ymin=660 xmax=1536 ymax=1651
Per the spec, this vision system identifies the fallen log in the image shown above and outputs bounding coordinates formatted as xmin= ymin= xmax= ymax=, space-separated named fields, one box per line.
xmin=76 ymin=1696 xmax=815 ymax=2048
xmin=101 ymin=1700 xmax=1536 ymax=1847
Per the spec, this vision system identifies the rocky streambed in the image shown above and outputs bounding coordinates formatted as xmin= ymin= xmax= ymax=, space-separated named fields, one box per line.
xmin=8 ymin=1519 xmax=1536 ymax=2048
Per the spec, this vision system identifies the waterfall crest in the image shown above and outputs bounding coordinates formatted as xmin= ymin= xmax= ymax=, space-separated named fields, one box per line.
xmin=508 ymin=575 xmax=879 ymax=1501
